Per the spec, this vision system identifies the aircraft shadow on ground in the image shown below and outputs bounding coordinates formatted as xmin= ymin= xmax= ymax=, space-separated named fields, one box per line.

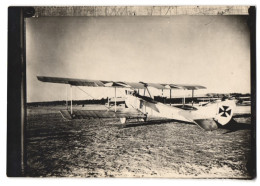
xmin=122 ymin=119 xmax=194 ymax=128
xmin=122 ymin=118 xmax=251 ymax=133
xmin=220 ymin=119 xmax=251 ymax=134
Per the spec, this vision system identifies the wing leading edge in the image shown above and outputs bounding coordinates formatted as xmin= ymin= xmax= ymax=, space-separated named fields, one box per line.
xmin=37 ymin=76 xmax=206 ymax=90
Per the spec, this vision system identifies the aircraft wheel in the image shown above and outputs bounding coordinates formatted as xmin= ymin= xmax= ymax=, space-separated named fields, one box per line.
xmin=144 ymin=114 xmax=148 ymax=122
xmin=138 ymin=118 xmax=144 ymax=122
xmin=120 ymin=117 xmax=127 ymax=124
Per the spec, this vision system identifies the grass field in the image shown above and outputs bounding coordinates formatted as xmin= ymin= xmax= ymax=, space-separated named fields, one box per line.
xmin=26 ymin=105 xmax=254 ymax=178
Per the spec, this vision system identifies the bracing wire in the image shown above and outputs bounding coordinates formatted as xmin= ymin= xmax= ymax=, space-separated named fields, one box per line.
xmin=75 ymin=86 xmax=110 ymax=109
xmin=75 ymin=86 xmax=96 ymax=99
xmin=75 ymin=86 xmax=130 ymax=110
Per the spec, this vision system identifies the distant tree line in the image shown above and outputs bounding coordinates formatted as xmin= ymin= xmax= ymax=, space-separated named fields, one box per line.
xmin=27 ymin=98 xmax=109 ymax=107
xmin=27 ymin=93 xmax=251 ymax=106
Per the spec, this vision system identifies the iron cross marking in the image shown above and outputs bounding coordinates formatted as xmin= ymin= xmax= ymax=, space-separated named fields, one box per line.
xmin=219 ymin=106 xmax=231 ymax=117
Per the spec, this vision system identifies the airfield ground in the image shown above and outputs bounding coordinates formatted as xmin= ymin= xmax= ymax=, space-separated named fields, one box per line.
xmin=26 ymin=105 xmax=253 ymax=178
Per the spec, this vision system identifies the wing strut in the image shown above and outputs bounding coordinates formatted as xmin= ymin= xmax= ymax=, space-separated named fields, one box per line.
xmin=146 ymin=87 xmax=153 ymax=99
xmin=192 ymin=89 xmax=194 ymax=106
xmin=170 ymin=89 xmax=172 ymax=106
xmin=66 ymin=85 xmax=68 ymax=110
xmin=114 ymin=87 xmax=117 ymax=112
xmin=70 ymin=85 xmax=73 ymax=115
xmin=183 ymin=90 xmax=186 ymax=107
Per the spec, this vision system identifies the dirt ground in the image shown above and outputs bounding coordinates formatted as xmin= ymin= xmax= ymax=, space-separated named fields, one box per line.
xmin=25 ymin=105 xmax=254 ymax=178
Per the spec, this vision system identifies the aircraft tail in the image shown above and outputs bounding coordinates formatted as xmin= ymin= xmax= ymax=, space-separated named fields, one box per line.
xmin=213 ymin=100 xmax=236 ymax=125
xmin=190 ymin=99 xmax=236 ymax=131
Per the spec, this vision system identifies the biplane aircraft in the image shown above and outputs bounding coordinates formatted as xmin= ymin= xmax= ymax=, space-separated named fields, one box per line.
xmin=37 ymin=76 xmax=237 ymax=131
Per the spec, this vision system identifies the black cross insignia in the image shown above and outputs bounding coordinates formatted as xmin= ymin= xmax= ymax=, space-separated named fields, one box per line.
xmin=219 ymin=106 xmax=231 ymax=117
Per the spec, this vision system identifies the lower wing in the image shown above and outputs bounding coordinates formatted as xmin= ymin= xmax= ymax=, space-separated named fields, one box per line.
xmin=60 ymin=108 xmax=146 ymax=120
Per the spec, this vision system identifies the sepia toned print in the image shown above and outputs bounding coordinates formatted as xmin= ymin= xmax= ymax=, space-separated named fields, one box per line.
xmin=23 ymin=6 xmax=254 ymax=178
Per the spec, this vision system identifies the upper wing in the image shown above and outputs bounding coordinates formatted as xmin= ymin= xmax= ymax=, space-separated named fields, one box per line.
xmin=169 ymin=84 xmax=206 ymax=90
xmin=37 ymin=76 xmax=206 ymax=90
xmin=37 ymin=76 xmax=146 ymax=89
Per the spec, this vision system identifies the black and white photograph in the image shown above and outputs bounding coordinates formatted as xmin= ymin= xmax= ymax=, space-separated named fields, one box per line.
xmin=7 ymin=6 xmax=256 ymax=179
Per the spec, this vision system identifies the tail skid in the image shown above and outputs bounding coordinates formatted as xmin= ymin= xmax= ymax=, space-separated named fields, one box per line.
xmin=193 ymin=119 xmax=218 ymax=131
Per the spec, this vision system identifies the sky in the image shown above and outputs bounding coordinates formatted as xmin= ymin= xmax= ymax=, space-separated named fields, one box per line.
xmin=26 ymin=15 xmax=250 ymax=102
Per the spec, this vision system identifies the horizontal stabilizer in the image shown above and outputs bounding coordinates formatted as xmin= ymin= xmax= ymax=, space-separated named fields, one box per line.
xmin=194 ymin=119 xmax=218 ymax=131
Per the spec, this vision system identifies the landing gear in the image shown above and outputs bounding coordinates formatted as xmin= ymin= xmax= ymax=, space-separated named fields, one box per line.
xmin=144 ymin=114 xmax=148 ymax=122
xmin=120 ymin=117 xmax=127 ymax=124
xmin=139 ymin=114 xmax=148 ymax=122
